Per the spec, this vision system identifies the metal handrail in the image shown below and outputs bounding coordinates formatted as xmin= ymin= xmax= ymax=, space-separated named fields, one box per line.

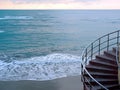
xmin=81 ymin=30 xmax=120 ymax=90
xmin=84 ymin=67 xmax=108 ymax=90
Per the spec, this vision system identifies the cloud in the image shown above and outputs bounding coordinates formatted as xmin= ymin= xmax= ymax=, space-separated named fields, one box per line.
xmin=10 ymin=0 xmax=73 ymax=4
xmin=9 ymin=0 xmax=99 ymax=4
xmin=79 ymin=0 xmax=94 ymax=1
xmin=0 ymin=0 xmax=120 ymax=9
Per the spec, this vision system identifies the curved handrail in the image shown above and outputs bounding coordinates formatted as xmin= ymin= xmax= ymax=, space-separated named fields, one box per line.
xmin=84 ymin=68 xmax=108 ymax=90
xmin=81 ymin=62 xmax=108 ymax=90
xmin=81 ymin=30 xmax=120 ymax=90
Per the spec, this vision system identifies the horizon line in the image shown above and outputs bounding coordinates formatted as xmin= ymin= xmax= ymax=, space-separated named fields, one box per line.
xmin=0 ymin=9 xmax=120 ymax=10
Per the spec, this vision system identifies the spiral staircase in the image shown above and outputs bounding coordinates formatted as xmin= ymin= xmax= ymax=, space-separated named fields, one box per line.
xmin=81 ymin=30 xmax=120 ymax=90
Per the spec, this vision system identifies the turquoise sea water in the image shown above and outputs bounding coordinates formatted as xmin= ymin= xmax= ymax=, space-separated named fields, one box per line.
xmin=0 ymin=10 xmax=120 ymax=81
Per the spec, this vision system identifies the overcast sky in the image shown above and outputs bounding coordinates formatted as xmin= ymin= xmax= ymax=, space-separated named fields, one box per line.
xmin=0 ymin=0 xmax=120 ymax=9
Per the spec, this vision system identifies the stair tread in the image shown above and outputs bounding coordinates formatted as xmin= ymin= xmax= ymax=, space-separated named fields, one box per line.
xmin=90 ymin=59 xmax=117 ymax=68
xmin=85 ymin=72 xmax=117 ymax=76
xmin=94 ymin=84 xmax=119 ymax=89
xmin=96 ymin=55 xmax=116 ymax=62
xmin=104 ymin=50 xmax=117 ymax=57
xmin=85 ymin=79 xmax=118 ymax=82
xmin=95 ymin=79 xmax=118 ymax=82
xmin=105 ymin=84 xmax=119 ymax=89
xmin=86 ymin=64 xmax=117 ymax=71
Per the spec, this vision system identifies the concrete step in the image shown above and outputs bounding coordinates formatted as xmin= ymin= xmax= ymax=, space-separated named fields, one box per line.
xmin=89 ymin=59 xmax=117 ymax=69
xmin=86 ymin=65 xmax=117 ymax=74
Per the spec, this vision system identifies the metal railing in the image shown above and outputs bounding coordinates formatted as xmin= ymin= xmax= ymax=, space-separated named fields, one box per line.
xmin=81 ymin=30 xmax=120 ymax=90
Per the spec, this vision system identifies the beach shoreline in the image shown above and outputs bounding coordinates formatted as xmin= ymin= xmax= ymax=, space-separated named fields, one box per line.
xmin=0 ymin=75 xmax=83 ymax=90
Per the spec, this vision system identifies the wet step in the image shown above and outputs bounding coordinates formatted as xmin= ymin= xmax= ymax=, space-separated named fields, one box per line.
xmin=96 ymin=55 xmax=117 ymax=64
xmin=104 ymin=50 xmax=118 ymax=59
xmin=89 ymin=59 xmax=117 ymax=69
xmin=94 ymin=84 xmax=120 ymax=90
xmin=86 ymin=65 xmax=117 ymax=74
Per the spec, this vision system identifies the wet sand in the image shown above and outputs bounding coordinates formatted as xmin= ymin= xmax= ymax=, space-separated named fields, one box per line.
xmin=0 ymin=75 xmax=83 ymax=90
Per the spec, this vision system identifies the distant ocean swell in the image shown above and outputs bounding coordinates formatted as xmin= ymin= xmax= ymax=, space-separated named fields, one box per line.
xmin=0 ymin=16 xmax=33 ymax=20
xmin=0 ymin=30 xmax=5 ymax=33
xmin=0 ymin=53 xmax=81 ymax=81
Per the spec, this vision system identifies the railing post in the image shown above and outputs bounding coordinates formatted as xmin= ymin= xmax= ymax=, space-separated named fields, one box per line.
xmin=83 ymin=76 xmax=85 ymax=90
xmin=117 ymin=31 xmax=119 ymax=46
xmin=107 ymin=34 xmax=109 ymax=51
xmin=81 ymin=64 xmax=83 ymax=81
xmin=99 ymin=38 xmax=101 ymax=55
xmin=91 ymin=43 xmax=93 ymax=60
xmin=85 ymin=49 xmax=87 ymax=64
xmin=90 ymin=78 xmax=92 ymax=90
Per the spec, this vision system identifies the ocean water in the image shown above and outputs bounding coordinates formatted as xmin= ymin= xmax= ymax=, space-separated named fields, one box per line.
xmin=0 ymin=10 xmax=120 ymax=81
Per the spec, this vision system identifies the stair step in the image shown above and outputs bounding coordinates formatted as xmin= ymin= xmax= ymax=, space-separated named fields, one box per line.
xmin=94 ymin=84 xmax=120 ymax=90
xmin=95 ymin=79 xmax=118 ymax=82
xmin=106 ymin=84 xmax=120 ymax=90
xmin=89 ymin=76 xmax=118 ymax=81
xmin=96 ymin=55 xmax=116 ymax=61
xmin=90 ymin=59 xmax=117 ymax=69
xmin=88 ymin=75 xmax=117 ymax=79
xmin=85 ymin=84 xmax=119 ymax=90
xmin=85 ymin=79 xmax=118 ymax=85
xmin=96 ymin=55 xmax=117 ymax=64
xmin=85 ymin=78 xmax=118 ymax=82
xmin=89 ymin=72 xmax=117 ymax=75
xmin=101 ymin=84 xmax=119 ymax=90
xmin=104 ymin=50 xmax=117 ymax=59
xmin=84 ymin=72 xmax=117 ymax=78
xmin=86 ymin=65 xmax=117 ymax=74
xmin=113 ymin=47 xmax=119 ymax=52
xmin=82 ymin=47 xmax=120 ymax=90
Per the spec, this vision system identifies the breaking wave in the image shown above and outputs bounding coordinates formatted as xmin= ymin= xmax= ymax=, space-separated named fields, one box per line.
xmin=0 ymin=53 xmax=81 ymax=81
xmin=0 ymin=16 xmax=33 ymax=20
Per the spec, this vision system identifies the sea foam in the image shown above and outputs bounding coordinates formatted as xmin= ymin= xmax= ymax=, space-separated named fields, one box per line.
xmin=0 ymin=53 xmax=81 ymax=81
xmin=0 ymin=16 xmax=33 ymax=20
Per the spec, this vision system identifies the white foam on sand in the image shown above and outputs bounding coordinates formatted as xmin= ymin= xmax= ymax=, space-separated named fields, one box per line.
xmin=0 ymin=16 xmax=33 ymax=20
xmin=0 ymin=53 xmax=81 ymax=81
